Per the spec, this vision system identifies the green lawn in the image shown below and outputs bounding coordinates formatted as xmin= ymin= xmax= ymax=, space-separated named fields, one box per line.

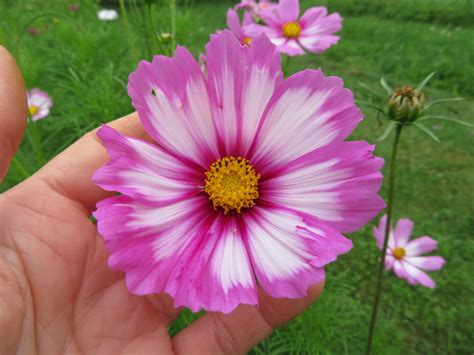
xmin=1 ymin=0 xmax=473 ymax=353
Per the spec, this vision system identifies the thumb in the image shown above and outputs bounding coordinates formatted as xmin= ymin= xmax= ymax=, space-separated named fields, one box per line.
xmin=0 ymin=45 xmax=27 ymax=182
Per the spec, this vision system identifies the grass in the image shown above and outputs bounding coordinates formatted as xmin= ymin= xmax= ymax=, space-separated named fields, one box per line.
xmin=1 ymin=0 xmax=473 ymax=353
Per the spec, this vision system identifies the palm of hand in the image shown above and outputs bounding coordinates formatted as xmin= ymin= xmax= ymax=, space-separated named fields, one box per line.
xmin=1 ymin=177 xmax=177 ymax=354
xmin=0 ymin=46 xmax=322 ymax=355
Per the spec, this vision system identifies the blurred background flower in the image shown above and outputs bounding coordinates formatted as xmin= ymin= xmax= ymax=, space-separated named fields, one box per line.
xmin=244 ymin=0 xmax=342 ymax=56
xmin=373 ymin=215 xmax=445 ymax=288
xmin=97 ymin=8 xmax=118 ymax=21
xmin=27 ymin=88 xmax=53 ymax=121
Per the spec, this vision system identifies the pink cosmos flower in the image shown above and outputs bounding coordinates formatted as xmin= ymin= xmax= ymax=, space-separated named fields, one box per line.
xmin=227 ymin=9 xmax=254 ymax=46
xmin=373 ymin=215 xmax=445 ymax=288
xmin=27 ymin=88 xmax=53 ymax=121
xmin=93 ymin=31 xmax=385 ymax=313
xmin=235 ymin=0 xmax=277 ymax=17
xmin=245 ymin=0 xmax=342 ymax=56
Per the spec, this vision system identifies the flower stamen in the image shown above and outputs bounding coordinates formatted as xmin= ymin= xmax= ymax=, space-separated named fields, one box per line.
xmin=205 ymin=156 xmax=260 ymax=214
xmin=282 ymin=22 xmax=301 ymax=39
xmin=393 ymin=247 xmax=406 ymax=260
xmin=28 ymin=105 xmax=39 ymax=116
xmin=242 ymin=36 xmax=252 ymax=46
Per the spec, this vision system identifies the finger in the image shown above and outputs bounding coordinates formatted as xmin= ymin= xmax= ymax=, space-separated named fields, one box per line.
xmin=0 ymin=45 xmax=27 ymax=182
xmin=172 ymin=282 xmax=324 ymax=354
xmin=33 ymin=111 xmax=150 ymax=212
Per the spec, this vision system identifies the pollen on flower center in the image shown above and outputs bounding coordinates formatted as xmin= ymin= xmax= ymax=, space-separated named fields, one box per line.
xmin=393 ymin=247 xmax=406 ymax=260
xmin=242 ymin=36 xmax=252 ymax=46
xmin=282 ymin=22 xmax=301 ymax=39
xmin=205 ymin=156 xmax=260 ymax=214
xmin=28 ymin=105 xmax=39 ymax=116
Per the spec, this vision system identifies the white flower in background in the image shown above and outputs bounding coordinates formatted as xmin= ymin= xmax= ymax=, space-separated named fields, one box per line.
xmin=27 ymin=88 xmax=53 ymax=121
xmin=97 ymin=9 xmax=118 ymax=21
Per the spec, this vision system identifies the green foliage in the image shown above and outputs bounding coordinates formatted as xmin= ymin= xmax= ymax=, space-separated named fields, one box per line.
xmin=316 ymin=0 xmax=474 ymax=27
xmin=0 ymin=0 xmax=473 ymax=353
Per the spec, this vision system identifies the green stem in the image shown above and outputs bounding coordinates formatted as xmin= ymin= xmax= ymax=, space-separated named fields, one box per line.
xmin=11 ymin=155 xmax=30 ymax=179
xmin=119 ymin=0 xmax=139 ymax=61
xmin=169 ymin=0 xmax=177 ymax=55
xmin=26 ymin=115 xmax=45 ymax=166
xmin=366 ymin=124 xmax=403 ymax=355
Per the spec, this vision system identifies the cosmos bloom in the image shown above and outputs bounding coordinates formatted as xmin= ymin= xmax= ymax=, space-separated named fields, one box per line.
xmin=226 ymin=9 xmax=254 ymax=46
xmin=245 ymin=0 xmax=342 ymax=56
xmin=235 ymin=0 xmax=277 ymax=17
xmin=97 ymin=9 xmax=118 ymax=21
xmin=373 ymin=215 xmax=445 ymax=288
xmin=93 ymin=31 xmax=385 ymax=313
xmin=27 ymin=88 xmax=52 ymax=121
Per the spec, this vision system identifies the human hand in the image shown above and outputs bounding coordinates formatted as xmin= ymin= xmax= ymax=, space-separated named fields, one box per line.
xmin=0 ymin=46 xmax=323 ymax=354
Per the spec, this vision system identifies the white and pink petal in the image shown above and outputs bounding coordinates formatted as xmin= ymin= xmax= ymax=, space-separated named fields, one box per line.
xmin=128 ymin=46 xmax=219 ymax=169
xmin=405 ymin=236 xmax=439 ymax=256
xmin=300 ymin=12 xmax=342 ymax=37
xmin=172 ymin=215 xmax=258 ymax=312
xmin=405 ymin=256 xmax=445 ymax=271
xmin=261 ymin=141 xmax=384 ymax=233
xmin=243 ymin=207 xmax=351 ymax=298
xmin=249 ymin=69 xmax=363 ymax=174
xmin=400 ymin=261 xmax=437 ymax=288
xmin=393 ymin=218 xmax=414 ymax=248
xmin=205 ymin=31 xmax=282 ymax=156
xmin=93 ymin=125 xmax=201 ymax=205
xmin=94 ymin=196 xmax=258 ymax=313
xmin=278 ymin=0 xmax=299 ymax=24
xmin=298 ymin=35 xmax=340 ymax=54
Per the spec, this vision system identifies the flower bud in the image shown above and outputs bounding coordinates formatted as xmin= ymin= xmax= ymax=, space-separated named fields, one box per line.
xmin=387 ymin=86 xmax=425 ymax=124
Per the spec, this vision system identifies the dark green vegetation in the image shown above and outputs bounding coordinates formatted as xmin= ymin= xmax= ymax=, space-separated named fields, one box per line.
xmin=1 ymin=0 xmax=473 ymax=353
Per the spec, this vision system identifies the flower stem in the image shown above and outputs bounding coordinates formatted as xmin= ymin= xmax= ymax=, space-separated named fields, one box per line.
xmin=26 ymin=115 xmax=45 ymax=166
xmin=169 ymin=0 xmax=177 ymax=55
xmin=11 ymin=155 xmax=30 ymax=179
xmin=366 ymin=124 xmax=403 ymax=355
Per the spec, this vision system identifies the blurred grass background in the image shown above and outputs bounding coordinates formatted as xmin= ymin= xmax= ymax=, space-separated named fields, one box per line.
xmin=1 ymin=0 xmax=473 ymax=353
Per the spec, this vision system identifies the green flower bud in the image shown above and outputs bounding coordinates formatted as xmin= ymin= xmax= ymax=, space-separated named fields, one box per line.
xmin=387 ymin=85 xmax=425 ymax=124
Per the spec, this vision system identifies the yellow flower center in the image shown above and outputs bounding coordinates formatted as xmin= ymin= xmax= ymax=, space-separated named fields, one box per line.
xmin=242 ymin=36 xmax=252 ymax=46
xmin=282 ymin=22 xmax=301 ymax=39
xmin=28 ymin=105 xmax=39 ymax=116
xmin=393 ymin=247 xmax=406 ymax=260
xmin=205 ymin=156 xmax=260 ymax=214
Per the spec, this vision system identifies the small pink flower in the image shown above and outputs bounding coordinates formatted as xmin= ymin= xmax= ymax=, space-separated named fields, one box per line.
xmin=27 ymin=88 xmax=53 ymax=121
xmin=235 ymin=0 xmax=277 ymax=17
xmin=93 ymin=31 xmax=385 ymax=313
xmin=227 ymin=9 xmax=254 ymax=46
xmin=373 ymin=215 xmax=445 ymax=288
xmin=245 ymin=0 xmax=342 ymax=56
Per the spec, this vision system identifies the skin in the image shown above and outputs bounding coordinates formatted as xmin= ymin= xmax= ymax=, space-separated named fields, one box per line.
xmin=0 ymin=45 xmax=324 ymax=355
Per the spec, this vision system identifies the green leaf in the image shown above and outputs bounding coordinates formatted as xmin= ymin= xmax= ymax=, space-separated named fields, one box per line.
xmin=418 ymin=115 xmax=474 ymax=127
xmin=376 ymin=121 xmax=396 ymax=141
xmin=357 ymin=81 xmax=383 ymax=100
xmin=423 ymin=97 xmax=464 ymax=111
xmin=416 ymin=71 xmax=436 ymax=91
xmin=380 ymin=77 xmax=393 ymax=95
xmin=415 ymin=122 xmax=441 ymax=143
